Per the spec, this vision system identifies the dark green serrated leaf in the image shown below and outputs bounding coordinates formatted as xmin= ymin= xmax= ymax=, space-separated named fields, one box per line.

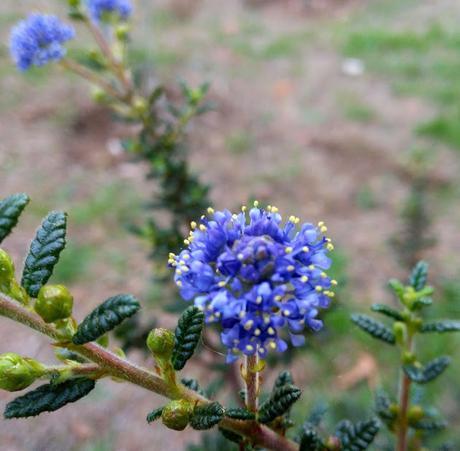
xmin=72 ymin=294 xmax=140 ymax=344
xmin=181 ymin=377 xmax=204 ymax=395
xmin=371 ymin=304 xmax=404 ymax=321
xmin=225 ymin=407 xmax=255 ymax=420
xmin=421 ymin=321 xmax=460 ymax=334
xmin=351 ymin=314 xmax=395 ymax=345
xmin=190 ymin=402 xmax=224 ymax=430
xmin=299 ymin=422 xmax=323 ymax=451
xmin=0 ymin=193 xmax=29 ymax=244
xmin=403 ymin=356 xmax=450 ymax=384
xmin=171 ymin=306 xmax=204 ymax=371
xmin=412 ymin=297 xmax=432 ymax=309
xmin=273 ymin=370 xmax=293 ymax=391
xmin=409 ymin=261 xmax=429 ymax=291
xmin=374 ymin=389 xmax=396 ymax=424
xmin=335 ymin=418 xmax=380 ymax=451
xmin=411 ymin=419 xmax=447 ymax=431
xmin=21 ymin=211 xmax=67 ymax=297
xmin=258 ymin=384 xmax=301 ymax=424
xmin=146 ymin=407 xmax=163 ymax=423
xmin=4 ymin=377 xmax=95 ymax=419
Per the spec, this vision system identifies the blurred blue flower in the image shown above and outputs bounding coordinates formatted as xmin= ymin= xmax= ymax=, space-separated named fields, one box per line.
xmin=170 ymin=203 xmax=336 ymax=363
xmin=9 ymin=14 xmax=75 ymax=72
xmin=85 ymin=0 xmax=133 ymax=22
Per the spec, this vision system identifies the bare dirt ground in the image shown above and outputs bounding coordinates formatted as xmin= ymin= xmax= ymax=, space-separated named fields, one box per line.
xmin=1 ymin=0 xmax=459 ymax=450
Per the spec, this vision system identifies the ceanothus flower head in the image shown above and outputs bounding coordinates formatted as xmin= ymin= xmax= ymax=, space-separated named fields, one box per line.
xmin=9 ymin=14 xmax=75 ymax=72
xmin=170 ymin=203 xmax=336 ymax=363
xmin=85 ymin=0 xmax=133 ymax=22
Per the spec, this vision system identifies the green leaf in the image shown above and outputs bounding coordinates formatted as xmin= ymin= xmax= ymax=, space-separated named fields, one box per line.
xmin=0 ymin=193 xmax=29 ymax=244
xmin=21 ymin=211 xmax=67 ymax=297
xmin=146 ymin=407 xmax=163 ymax=423
xmin=421 ymin=320 xmax=460 ymax=333
xmin=371 ymin=304 xmax=404 ymax=321
xmin=4 ymin=377 xmax=95 ymax=419
xmin=273 ymin=370 xmax=293 ymax=390
xmin=72 ymin=294 xmax=140 ymax=345
xmin=403 ymin=357 xmax=451 ymax=384
xmin=258 ymin=384 xmax=301 ymax=424
xmin=335 ymin=418 xmax=380 ymax=451
xmin=225 ymin=407 xmax=255 ymax=420
xmin=219 ymin=427 xmax=243 ymax=444
xmin=351 ymin=314 xmax=396 ymax=345
xmin=307 ymin=402 xmax=328 ymax=426
xmin=171 ymin=306 xmax=204 ymax=371
xmin=299 ymin=422 xmax=323 ymax=451
xmin=374 ymin=389 xmax=396 ymax=425
xmin=190 ymin=402 xmax=224 ymax=430
xmin=409 ymin=261 xmax=429 ymax=291
xmin=181 ymin=377 xmax=204 ymax=395
xmin=411 ymin=419 xmax=447 ymax=431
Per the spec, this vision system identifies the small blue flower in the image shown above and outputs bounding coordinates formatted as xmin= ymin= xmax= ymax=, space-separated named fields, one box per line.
xmin=9 ymin=14 xmax=75 ymax=72
xmin=170 ymin=203 xmax=336 ymax=363
xmin=85 ymin=0 xmax=133 ymax=22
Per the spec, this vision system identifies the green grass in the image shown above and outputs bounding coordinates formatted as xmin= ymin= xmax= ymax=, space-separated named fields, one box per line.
xmin=341 ymin=22 xmax=460 ymax=150
xmin=338 ymin=92 xmax=377 ymax=124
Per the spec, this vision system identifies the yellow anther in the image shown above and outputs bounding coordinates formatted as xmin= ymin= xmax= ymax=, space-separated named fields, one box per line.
xmin=301 ymin=275 xmax=309 ymax=283
xmin=256 ymin=296 xmax=263 ymax=304
xmin=232 ymin=214 xmax=238 ymax=219
xmin=274 ymin=295 xmax=282 ymax=301
xmin=302 ymin=246 xmax=309 ymax=252
xmin=246 ymin=344 xmax=254 ymax=352
xmin=267 ymin=205 xmax=272 ymax=212
xmin=289 ymin=215 xmax=296 ymax=223
xmin=315 ymin=285 xmax=323 ymax=292
xmin=271 ymin=206 xmax=279 ymax=213
xmin=218 ymin=281 xmax=226 ymax=287
xmin=283 ymin=309 xmax=290 ymax=316
xmin=207 ymin=207 xmax=214 ymax=214
xmin=184 ymin=239 xmax=190 ymax=245
xmin=190 ymin=221 xmax=197 ymax=229
xmin=169 ymin=252 xmax=175 ymax=258
xmin=244 ymin=320 xmax=254 ymax=330
xmin=264 ymin=315 xmax=271 ymax=324
xmin=239 ymin=311 xmax=246 ymax=318
xmin=199 ymin=224 xmax=207 ymax=231
xmin=269 ymin=342 xmax=277 ymax=350
xmin=331 ymin=279 xmax=338 ymax=286
xmin=259 ymin=347 xmax=266 ymax=354
xmin=241 ymin=205 xmax=247 ymax=212
xmin=308 ymin=264 xmax=315 ymax=270
xmin=254 ymin=328 xmax=261 ymax=336
xmin=287 ymin=265 xmax=295 ymax=272
xmin=176 ymin=269 xmax=182 ymax=276
xmin=183 ymin=254 xmax=190 ymax=260
xmin=285 ymin=246 xmax=293 ymax=254
xmin=253 ymin=200 xmax=259 ymax=207
xmin=327 ymin=243 xmax=334 ymax=251
xmin=320 ymin=226 xmax=328 ymax=233
xmin=321 ymin=272 xmax=327 ymax=278
xmin=237 ymin=253 xmax=244 ymax=261
xmin=268 ymin=327 xmax=275 ymax=335
xmin=176 ymin=281 xmax=182 ymax=287
xmin=318 ymin=221 xmax=325 ymax=227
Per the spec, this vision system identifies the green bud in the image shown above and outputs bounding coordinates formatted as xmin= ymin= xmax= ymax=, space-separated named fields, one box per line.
xmin=408 ymin=405 xmax=424 ymax=422
xmin=115 ymin=24 xmax=130 ymax=41
xmin=35 ymin=285 xmax=73 ymax=323
xmin=161 ymin=400 xmax=192 ymax=431
xmin=402 ymin=287 xmax=417 ymax=308
xmin=0 ymin=353 xmax=45 ymax=392
xmin=147 ymin=328 xmax=175 ymax=359
xmin=131 ymin=97 xmax=148 ymax=117
xmin=402 ymin=351 xmax=417 ymax=364
xmin=91 ymin=87 xmax=110 ymax=104
xmin=0 ymin=248 xmax=15 ymax=283
xmin=393 ymin=321 xmax=406 ymax=346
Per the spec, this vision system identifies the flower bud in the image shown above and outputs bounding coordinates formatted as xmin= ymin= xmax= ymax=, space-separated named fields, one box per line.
xmin=0 ymin=249 xmax=15 ymax=283
xmin=115 ymin=24 xmax=130 ymax=41
xmin=161 ymin=400 xmax=192 ymax=431
xmin=408 ymin=405 xmax=424 ymax=422
xmin=35 ymin=285 xmax=73 ymax=323
xmin=147 ymin=328 xmax=175 ymax=359
xmin=131 ymin=97 xmax=148 ymax=117
xmin=393 ymin=321 xmax=406 ymax=346
xmin=0 ymin=353 xmax=45 ymax=392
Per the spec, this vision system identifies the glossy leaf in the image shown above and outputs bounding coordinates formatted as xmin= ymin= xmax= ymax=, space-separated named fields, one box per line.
xmin=225 ymin=407 xmax=255 ymax=420
xmin=409 ymin=261 xmax=429 ymax=291
xmin=258 ymin=384 xmax=301 ymax=424
xmin=335 ymin=418 xmax=380 ymax=451
xmin=171 ymin=306 xmax=204 ymax=371
xmin=403 ymin=357 xmax=451 ymax=384
xmin=351 ymin=314 xmax=396 ymax=345
xmin=421 ymin=321 xmax=460 ymax=334
xmin=0 ymin=193 xmax=29 ymax=244
xmin=21 ymin=211 xmax=67 ymax=297
xmin=72 ymin=294 xmax=140 ymax=345
xmin=273 ymin=370 xmax=293 ymax=391
xmin=4 ymin=378 xmax=95 ymax=418
xmin=371 ymin=304 xmax=404 ymax=321
xmin=190 ymin=401 xmax=224 ymax=430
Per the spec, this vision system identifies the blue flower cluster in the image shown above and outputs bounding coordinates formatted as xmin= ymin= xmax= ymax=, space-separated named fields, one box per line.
xmin=85 ymin=0 xmax=133 ymax=22
xmin=170 ymin=203 xmax=336 ymax=362
xmin=9 ymin=14 xmax=75 ymax=72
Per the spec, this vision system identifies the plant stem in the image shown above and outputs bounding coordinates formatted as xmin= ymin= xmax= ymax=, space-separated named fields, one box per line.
xmin=244 ymin=354 xmax=260 ymax=412
xmin=0 ymin=292 xmax=296 ymax=451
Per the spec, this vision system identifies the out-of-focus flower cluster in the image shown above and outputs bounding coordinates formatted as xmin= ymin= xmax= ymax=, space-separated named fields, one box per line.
xmin=170 ymin=203 xmax=336 ymax=362
xmin=85 ymin=0 xmax=133 ymax=23
xmin=9 ymin=14 xmax=75 ymax=71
